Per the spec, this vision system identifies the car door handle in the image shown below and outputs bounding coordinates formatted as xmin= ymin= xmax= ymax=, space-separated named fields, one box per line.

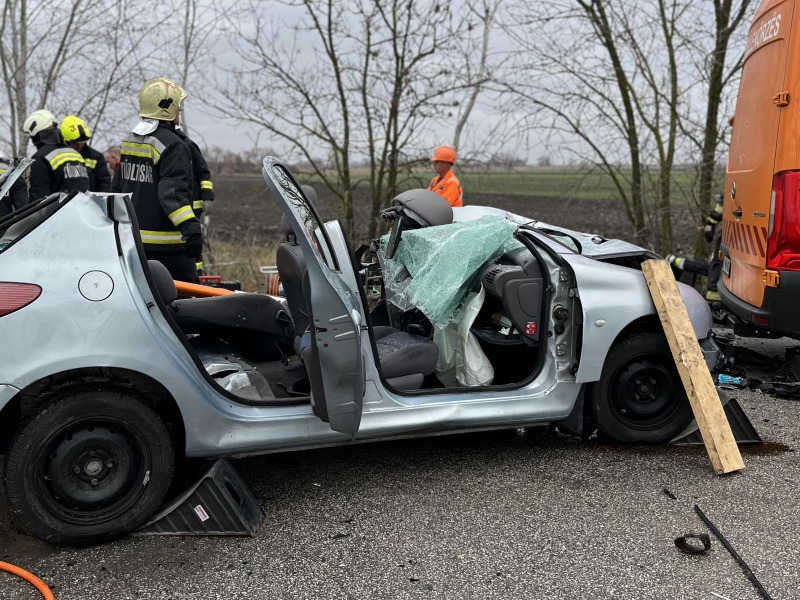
xmin=732 ymin=209 xmax=743 ymax=217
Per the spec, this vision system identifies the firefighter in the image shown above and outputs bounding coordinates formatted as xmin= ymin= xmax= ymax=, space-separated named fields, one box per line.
xmin=0 ymin=157 xmax=30 ymax=218
xmin=703 ymin=193 xmax=725 ymax=302
xmin=111 ymin=78 xmax=201 ymax=283
xmin=666 ymin=192 xmax=724 ymax=304
xmin=428 ymin=145 xmax=463 ymax=207
xmin=23 ymin=109 xmax=89 ymax=201
xmin=173 ymin=123 xmax=214 ymax=275
xmin=60 ymin=115 xmax=111 ymax=192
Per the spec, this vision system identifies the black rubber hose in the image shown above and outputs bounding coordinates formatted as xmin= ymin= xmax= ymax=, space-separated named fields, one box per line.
xmin=694 ymin=505 xmax=774 ymax=600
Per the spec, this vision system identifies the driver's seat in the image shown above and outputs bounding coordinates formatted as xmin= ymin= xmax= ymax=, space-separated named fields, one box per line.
xmin=276 ymin=239 xmax=438 ymax=391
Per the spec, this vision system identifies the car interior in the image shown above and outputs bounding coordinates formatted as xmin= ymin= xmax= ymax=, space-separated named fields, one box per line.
xmin=153 ymin=188 xmax=550 ymax=409
xmin=0 ymin=169 xmax=550 ymax=408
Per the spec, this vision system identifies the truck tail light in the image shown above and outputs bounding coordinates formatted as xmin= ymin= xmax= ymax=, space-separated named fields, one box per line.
xmin=767 ymin=170 xmax=800 ymax=270
xmin=0 ymin=283 xmax=42 ymax=317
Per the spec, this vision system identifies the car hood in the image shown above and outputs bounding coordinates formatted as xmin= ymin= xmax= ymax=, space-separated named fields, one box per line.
xmin=452 ymin=205 xmax=659 ymax=260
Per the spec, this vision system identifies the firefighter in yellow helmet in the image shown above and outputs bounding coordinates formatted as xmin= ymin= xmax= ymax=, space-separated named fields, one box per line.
xmin=428 ymin=145 xmax=463 ymax=207
xmin=61 ymin=115 xmax=111 ymax=192
xmin=23 ymin=109 xmax=89 ymax=201
xmin=111 ymin=78 xmax=200 ymax=282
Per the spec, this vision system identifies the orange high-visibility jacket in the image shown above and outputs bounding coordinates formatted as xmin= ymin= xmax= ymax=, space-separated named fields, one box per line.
xmin=428 ymin=169 xmax=463 ymax=207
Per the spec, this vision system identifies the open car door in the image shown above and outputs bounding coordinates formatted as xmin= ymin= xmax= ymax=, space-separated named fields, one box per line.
xmin=262 ymin=157 xmax=365 ymax=436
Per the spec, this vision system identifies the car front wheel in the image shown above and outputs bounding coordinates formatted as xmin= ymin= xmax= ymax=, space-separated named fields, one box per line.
xmin=3 ymin=388 xmax=175 ymax=546
xmin=591 ymin=331 xmax=693 ymax=443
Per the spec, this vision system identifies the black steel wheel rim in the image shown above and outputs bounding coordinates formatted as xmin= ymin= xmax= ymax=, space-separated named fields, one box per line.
xmin=34 ymin=418 xmax=149 ymax=525
xmin=609 ymin=355 xmax=683 ymax=431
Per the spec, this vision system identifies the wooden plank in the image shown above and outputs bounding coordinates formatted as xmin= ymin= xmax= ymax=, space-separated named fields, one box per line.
xmin=642 ymin=259 xmax=744 ymax=475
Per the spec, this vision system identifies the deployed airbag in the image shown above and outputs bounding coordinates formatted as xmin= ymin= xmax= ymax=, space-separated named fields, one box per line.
xmin=382 ymin=215 xmax=522 ymax=327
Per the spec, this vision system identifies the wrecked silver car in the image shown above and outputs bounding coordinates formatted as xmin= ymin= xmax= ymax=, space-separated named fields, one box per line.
xmin=0 ymin=157 xmax=712 ymax=545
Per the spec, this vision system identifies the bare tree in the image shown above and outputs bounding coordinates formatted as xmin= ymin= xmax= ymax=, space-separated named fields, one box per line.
xmin=0 ymin=0 xmax=91 ymax=155
xmin=682 ymin=0 xmax=754 ymax=258
xmin=213 ymin=0 xmax=485 ymax=240
xmin=172 ymin=0 xmax=221 ymax=139
xmin=451 ymin=0 xmax=504 ymax=159
xmin=0 ymin=0 xmax=177 ymax=157
xmin=501 ymin=0 xmax=753 ymax=254
xmin=358 ymin=0 xmax=473 ymax=238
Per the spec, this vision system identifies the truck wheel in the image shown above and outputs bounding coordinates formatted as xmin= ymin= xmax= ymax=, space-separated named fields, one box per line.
xmin=3 ymin=388 xmax=174 ymax=546
xmin=591 ymin=331 xmax=692 ymax=443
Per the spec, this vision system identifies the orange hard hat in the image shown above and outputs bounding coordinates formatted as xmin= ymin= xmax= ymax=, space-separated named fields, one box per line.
xmin=431 ymin=145 xmax=456 ymax=164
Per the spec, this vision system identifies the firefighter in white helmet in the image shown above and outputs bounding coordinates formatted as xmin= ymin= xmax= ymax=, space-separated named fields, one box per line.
xmin=61 ymin=115 xmax=111 ymax=192
xmin=111 ymin=78 xmax=201 ymax=282
xmin=23 ymin=109 xmax=89 ymax=201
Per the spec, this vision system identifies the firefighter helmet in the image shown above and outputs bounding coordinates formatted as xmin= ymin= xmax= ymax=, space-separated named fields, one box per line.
xmin=60 ymin=115 xmax=91 ymax=142
xmin=138 ymin=78 xmax=187 ymax=121
xmin=22 ymin=110 xmax=57 ymax=138
xmin=431 ymin=145 xmax=456 ymax=164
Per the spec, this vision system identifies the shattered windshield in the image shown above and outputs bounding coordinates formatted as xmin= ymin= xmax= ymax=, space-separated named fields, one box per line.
xmin=271 ymin=164 xmax=338 ymax=272
xmin=380 ymin=215 xmax=523 ymax=327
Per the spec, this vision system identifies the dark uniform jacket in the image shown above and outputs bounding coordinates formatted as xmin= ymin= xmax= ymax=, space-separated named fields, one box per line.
xmin=174 ymin=129 xmax=214 ymax=216
xmin=112 ymin=120 xmax=200 ymax=252
xmin=81 ymin=145 xmax=111 ymax=192
xmin=29 ymin=127 xmax=90 ymax=201
xmin=0 ymin=158 xmax=30 ymax=219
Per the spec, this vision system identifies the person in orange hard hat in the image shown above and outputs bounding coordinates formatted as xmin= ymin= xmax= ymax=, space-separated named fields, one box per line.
xmin=428 ymin=145 xmax=463 ymax=207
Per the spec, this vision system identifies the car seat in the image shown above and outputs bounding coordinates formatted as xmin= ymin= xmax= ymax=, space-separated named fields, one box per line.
xmin=275 ymin=237 xmax=439 ymax=391
xmin=148 ymin=260 xmax=294 ymax=361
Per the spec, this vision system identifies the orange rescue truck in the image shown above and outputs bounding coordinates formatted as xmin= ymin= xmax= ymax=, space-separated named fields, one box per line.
xmin=720 ymin=0 xmax=800 ymax=337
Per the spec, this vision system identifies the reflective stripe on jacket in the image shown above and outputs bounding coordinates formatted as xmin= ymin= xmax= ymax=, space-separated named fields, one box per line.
xmin=111 ymin=122 xmax=198 ymax=251
xmin=174 ymin=129 xmax=214 ymax=215
xmin=706 ymin=199 xmax=724 ymax=226
xmin=29 ymin=142 xmax=90 ymax=201
xmin=428 ymin=169 xmax=463 ymax=207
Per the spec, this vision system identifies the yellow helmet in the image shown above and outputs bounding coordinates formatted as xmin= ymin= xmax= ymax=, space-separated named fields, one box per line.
xmin=61 ymin=115 xmax=91 ymax=142
xmin=138 ymin=78 xmax=187 ymax=121
xmin=22 ymin=109 xmax=57 ymax=137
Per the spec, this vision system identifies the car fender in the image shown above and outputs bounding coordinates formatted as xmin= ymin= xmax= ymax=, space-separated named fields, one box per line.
xmin=565 ymin=254 xmax=712 ymax=383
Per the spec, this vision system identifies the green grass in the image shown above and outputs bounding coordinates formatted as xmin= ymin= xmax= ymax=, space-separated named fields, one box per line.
xmin=290 ymin=166 xmax=708 ymax=207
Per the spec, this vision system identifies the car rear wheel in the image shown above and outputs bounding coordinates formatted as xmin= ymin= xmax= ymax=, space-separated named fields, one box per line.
xmin=591 ymin=331 xmax=692 ymax=443
xmin=3 ymin=388 xmax=174 ymax=546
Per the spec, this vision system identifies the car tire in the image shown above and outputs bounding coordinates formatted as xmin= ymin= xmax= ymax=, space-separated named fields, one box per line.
xmin=590 ymin=331 xmax=693 ymax=443
xmin=3 ymin=388 xmax=175 ymax=546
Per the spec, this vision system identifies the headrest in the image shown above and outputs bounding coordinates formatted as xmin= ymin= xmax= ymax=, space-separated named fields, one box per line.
xmin=280 ymin=184 xmax=319 ymax=236
xmin=148 ymin=260 xmax=177 ymax=304
xmin=392 ymin=189 xmax=453 ymax=227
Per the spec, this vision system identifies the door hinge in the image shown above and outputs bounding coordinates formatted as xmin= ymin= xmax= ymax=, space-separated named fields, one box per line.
xmin=773 ymin=91 xmax=790 ymax=107
xmin=762 ymin=269 xmax=780 ymax=288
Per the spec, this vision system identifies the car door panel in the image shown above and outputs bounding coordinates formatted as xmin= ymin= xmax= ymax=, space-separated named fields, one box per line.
xmin=262 ymin=158 xmax=364 ymax=436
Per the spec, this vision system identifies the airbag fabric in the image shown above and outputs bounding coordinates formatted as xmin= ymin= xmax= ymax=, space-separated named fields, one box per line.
xmin=382 ymin=216 xmax=521 ymax=327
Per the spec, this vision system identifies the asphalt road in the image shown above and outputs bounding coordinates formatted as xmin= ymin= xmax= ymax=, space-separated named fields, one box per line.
xmin=2 ymin=335 xmax=800 ymax=600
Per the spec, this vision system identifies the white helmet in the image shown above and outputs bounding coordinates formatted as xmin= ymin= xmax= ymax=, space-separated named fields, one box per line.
xmin=23 ymin=110 xmax=57 ymax=137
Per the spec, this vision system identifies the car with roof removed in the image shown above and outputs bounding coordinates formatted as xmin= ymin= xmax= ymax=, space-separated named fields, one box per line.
xmin=0 ymin=156 xmax=714 ymax=545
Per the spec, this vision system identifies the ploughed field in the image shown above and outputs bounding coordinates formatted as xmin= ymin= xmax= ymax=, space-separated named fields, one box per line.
xmin=204 ymin=170 xmax=702 ymax=258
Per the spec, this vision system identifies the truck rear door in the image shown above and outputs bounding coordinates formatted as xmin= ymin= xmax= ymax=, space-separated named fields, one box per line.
xmin=723 ymin=0 xmax=793 ymax=307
